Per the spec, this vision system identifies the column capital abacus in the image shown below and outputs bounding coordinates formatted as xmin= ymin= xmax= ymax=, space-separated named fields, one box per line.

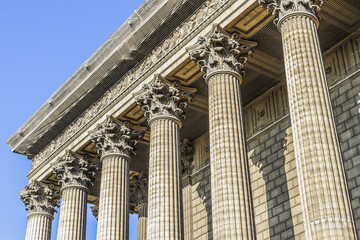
xmin=187 ymin=24 xmax=257 ymax=83
xmin=90 ymin=116 xmax=144 ymax=160
xmin=52 ymin=151 xmax=100 ymax=192
xmin=134 ymin=74 xmax=196 ymax=127
xmin=181 ymin=139 xmax=194 ymax=176
xmin=258 ymin=0 xmax=322 ymax=28
xmin=19 ymin=181 xmax=59 ymax=218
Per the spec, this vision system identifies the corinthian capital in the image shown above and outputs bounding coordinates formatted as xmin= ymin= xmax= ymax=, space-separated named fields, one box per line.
xmin=90 ymin=205 xmax=99 ymax=221
xmin=90 ymin=116 xmax=144 ymax=158
xmin=53 ymin=151 xmax=100 ymax=191
xmin=181 ymin=139 xmax=194 ymax=175
xmin=187 ymin=24 xmax=257 ymax=82
xmin=259 ymin=0 xmax=322 ymax=26
xmin=130 ymin=172 xmax=148 ymax=210
xmin=19 ymin=181 xmax=59 ymax=217
xmin=134 ymin=74 xmax=196 ymax=125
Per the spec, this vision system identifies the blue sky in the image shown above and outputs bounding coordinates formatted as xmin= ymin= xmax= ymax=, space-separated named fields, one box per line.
xmin=0 ymin=1 xmax=145 ymax=239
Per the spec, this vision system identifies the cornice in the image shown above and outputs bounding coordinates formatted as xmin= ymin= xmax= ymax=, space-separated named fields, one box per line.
xmin=7 ymin=0 xmax=209 ymax=156
xmin=28 ymin=0 xmax=237 ymax=178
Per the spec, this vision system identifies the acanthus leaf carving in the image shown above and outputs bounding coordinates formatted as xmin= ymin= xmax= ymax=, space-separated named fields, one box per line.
xmin=130 ymin=171 xmax=148 ymax=209
xmin=19 ymin=181 xmax=59 ymax=216
xmin=181 ymin=139 xmax=194 ymax=176
xmin=258 ymin=0 xmax=323 ymax=26
xmin=52 ymin=151 xmax=100 ymax=190
xmin=135 ymin=75 xmax=196 ymax=123
xmin=187 ymin=24 xmax=257 ymax=82
xmin=32 ymin=0 xmax=230 ymax=168
xmin=90 ymin=116 xmax=144 ymax=158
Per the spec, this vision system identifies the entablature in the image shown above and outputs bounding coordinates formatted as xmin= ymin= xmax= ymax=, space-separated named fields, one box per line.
xmin=9 ymin=0 xmax=360 ymax=190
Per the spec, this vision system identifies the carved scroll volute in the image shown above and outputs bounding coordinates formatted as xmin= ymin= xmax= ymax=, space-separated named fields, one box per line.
xmin=90 ymin=116 xmax=144 ymax=160
xmin=19 ymin=181 xmax=59 ymax=217
xmin=258 ymin=0 xmax=323 ymax=27
xmin=52 ymin=151 xmax=100 ymax=191
xmin=134 ymin=74 xmax=197 ymax=126
xmin=187 ymin=24 xmax=257 ymax=83
xmin=181 ymin=139 xmax=194 ymax=176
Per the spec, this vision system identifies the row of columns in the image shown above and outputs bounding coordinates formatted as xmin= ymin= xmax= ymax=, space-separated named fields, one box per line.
xmin=20 ymin=0 xmax=356 ymax=239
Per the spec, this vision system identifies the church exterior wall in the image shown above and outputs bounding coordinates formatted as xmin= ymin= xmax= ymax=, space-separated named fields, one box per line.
xmin=185 ymin=31 xmax=360 ymax=239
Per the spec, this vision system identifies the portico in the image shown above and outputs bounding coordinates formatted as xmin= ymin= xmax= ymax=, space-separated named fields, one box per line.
xmin=10 ymin=0 xmax=360 ymax=239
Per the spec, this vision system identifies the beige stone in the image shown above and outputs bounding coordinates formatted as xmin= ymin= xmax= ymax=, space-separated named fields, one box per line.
xmin=188 ymin=25 xmax=256 ymax=239
xmin=90 ymin=117 xmax=143 ymax=240
xmin=53 ymin=152 xmax=99 ymax=240
xmin=20 ymin=181 xmax=59 ymax=240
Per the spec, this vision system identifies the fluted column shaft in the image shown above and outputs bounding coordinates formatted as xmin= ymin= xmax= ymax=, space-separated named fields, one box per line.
xmin=280 ymin=14 xmax=356 ymax=239
xmin=57 ymin=187 xmax=88 ymax=240
xmin=97 ymin=154 xmax=129 ymax=240
xmin=137 ymin=204 xmax=148 ymax=240
xmin=182 ymin=178 xmax=193 ymax=240
xmin=208 ymin=72 xmax=255 ymax=239
xmin=147 ymin=118 xmax=183 ymax=240
xmin=25 ymin=213 xmax=52 ymax=240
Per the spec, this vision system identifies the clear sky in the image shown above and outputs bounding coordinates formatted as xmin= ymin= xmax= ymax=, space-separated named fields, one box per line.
xmin=0 ymin=1 xmax=145 ymax=239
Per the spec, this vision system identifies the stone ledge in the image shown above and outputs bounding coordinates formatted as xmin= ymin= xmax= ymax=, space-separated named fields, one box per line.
xmin=7 ymin=0 xmax=207 ymax=156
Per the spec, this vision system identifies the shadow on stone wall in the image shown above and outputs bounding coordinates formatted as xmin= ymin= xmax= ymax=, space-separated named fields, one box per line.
xmin=249 ymin=124 xmax=295 ymax=239
xmin=194 ymin=171 xmax=213 ymax=240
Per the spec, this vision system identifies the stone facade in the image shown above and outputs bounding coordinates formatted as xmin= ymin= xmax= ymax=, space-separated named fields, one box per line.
xmin=10 ymin=0 xmax=360 ymax=239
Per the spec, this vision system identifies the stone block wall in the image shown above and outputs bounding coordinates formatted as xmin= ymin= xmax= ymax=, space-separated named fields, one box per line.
xmin=184 ymin=74 xmax=359 ymax=239
xmin=182 ymin=31 xmax=360 ymax=239
xmin=332 ymin=75 xmax=360 ymax=237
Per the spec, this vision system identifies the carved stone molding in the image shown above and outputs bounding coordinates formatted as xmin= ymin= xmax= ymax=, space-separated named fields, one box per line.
xmin=19 ymin=181 xmax=59 ymax=217
xmin=181 ymin=139 xmax=194 ymax=176
xmin=258 ymin=0 xmax=323 ymax=26
xmin=52 ymin=151 xmax=100 ymax=191
xmin=187 ymin=24 xmax=257 ymax=82
xmin=90 ymin=116 xmax=144 ymax=159
xmin=134 ymin=74 xmax=196 ymax=125
xmin=90 ymin=205 xmax=99 ymax=221
xmin=31 ymin=0 xmax=231 ymax=170
xmin=130 ymin=172 xmax=148 ymax=210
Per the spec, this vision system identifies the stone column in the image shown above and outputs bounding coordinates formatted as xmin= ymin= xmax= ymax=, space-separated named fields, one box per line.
xmin=188 ymin=25 xmax=257 ymax=239
xmin=131 ymin=172 xmax=148 ymax=240
xmin=90 ymin=117 xmax=143 ymax=240
xmin=20 ymin=181 xmax=59 ymax=240
xmin=181 ymin=139 xmax=194 ymax=240
xmin=259 ymin=1 xmax=357 ymax=239
xmin=135 ymin=75 xmax=196 ymax=240
xmin=53 ymin=152 xmax=99 ymax=240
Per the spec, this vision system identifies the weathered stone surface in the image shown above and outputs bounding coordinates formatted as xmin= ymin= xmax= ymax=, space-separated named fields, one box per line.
xmin=188 ymin=25 xmax=256 ymax=239
xmin=90 ymin=118 xmax=142 ymax=240
xmin=20 ymin=181 xmax=59 ymax=240
xmin=53 ymin=152 xmax=99 ymax=240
